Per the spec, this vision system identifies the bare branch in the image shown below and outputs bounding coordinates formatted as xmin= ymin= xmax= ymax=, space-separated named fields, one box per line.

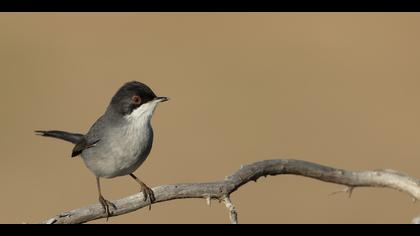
xmin=40 ymin=159 xmax=420 ymax=224
xmin=222 ymin=196 xmax=238 ymax=224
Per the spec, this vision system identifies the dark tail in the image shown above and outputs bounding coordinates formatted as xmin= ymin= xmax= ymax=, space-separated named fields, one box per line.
xmin=35 ymin=130 xmax=84 ymax=144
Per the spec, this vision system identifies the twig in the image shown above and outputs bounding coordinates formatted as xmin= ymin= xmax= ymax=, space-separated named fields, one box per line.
xmin=40 ymin=159 xmax=420 ymax=224
xmin=222 ymin=196 xmax=238 ymax=224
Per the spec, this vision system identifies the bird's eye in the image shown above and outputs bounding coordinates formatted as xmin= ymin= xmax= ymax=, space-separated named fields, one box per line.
xmin=131 ymin=95 xmax=141 ymax=105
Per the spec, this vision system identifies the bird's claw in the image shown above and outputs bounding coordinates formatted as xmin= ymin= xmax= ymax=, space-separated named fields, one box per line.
xmin=140 ymin=183 xmax=155 ymax=210
xmin=99 ymin=195 xmax=117 ymax=221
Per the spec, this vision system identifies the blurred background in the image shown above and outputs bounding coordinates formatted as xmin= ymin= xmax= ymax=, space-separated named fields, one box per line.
xmin=0 ymin=13 xmax=419 ymax=224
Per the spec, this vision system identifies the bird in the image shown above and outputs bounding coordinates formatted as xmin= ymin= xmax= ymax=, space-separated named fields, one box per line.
xmin=35 ymin=81 xmax=169 ymax=219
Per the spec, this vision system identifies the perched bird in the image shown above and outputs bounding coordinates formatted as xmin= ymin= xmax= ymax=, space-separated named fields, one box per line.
xmin=35 ymin=81 xmax=169 ymax=219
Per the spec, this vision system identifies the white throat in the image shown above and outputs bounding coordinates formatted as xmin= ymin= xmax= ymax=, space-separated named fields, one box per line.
xmin=125 ymin=100 xmax=160 ymax=124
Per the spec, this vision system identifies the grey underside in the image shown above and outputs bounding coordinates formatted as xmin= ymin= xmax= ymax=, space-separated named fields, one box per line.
xmin=80 ymin=112 xmax=154 ymax=178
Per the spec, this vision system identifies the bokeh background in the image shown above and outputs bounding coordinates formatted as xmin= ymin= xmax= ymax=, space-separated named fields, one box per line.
xmin=0 ymin=13 xmax=419 ymax=224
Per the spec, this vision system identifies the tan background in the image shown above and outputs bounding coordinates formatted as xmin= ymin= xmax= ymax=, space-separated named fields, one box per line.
xmin=0 ymin=13 xmax=419 ymax=224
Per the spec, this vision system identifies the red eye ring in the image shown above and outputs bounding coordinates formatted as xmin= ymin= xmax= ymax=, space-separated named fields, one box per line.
xmin=131 ymin=95 xmax=141 ymax=105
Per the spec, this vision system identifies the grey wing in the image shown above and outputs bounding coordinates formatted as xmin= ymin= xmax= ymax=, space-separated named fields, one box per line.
xmin=71 ymin=115 xmax=106 ymax=157
xmin=71 ymin=138 xmax=100 ymax=157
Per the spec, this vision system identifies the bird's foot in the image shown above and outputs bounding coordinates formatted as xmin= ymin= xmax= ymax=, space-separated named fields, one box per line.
xmin=99 ymin=195 xmax=117 ymax=221
xmin=140 ymin=182 xmax=155 ymax=210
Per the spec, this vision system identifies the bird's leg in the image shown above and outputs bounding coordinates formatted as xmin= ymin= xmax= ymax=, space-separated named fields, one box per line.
xmin=129 ymin=173 xmax=155 ymax=210
xmin=96 ymin=177 xmax=116 ymax=221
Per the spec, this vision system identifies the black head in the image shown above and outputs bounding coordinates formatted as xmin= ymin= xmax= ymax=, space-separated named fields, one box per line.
xmin=109 ymin=81 xmax=168 ymax=116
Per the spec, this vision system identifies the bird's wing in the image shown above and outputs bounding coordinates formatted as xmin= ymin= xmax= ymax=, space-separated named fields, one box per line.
xmin=71 ymin=114 xmax=108 ymax=157
xmin=71 ymin=138 xmax=100 ymax=157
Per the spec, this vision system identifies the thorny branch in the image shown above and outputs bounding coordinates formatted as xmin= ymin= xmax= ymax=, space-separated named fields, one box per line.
xmin=40 ymin=159 xmax=420 ymax=224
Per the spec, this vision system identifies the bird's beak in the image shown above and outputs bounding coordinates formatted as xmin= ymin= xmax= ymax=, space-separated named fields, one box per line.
xmin=155 ymin=96 xmax=169 ymax=103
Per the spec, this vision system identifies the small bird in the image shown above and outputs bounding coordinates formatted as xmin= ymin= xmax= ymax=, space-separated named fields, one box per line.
xmin=35 ymin=81 xmax=168 ymax=219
